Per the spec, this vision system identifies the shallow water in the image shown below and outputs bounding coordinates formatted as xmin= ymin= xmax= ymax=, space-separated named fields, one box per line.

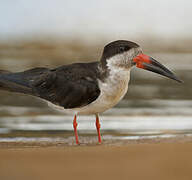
xmin=0 ymin=53 xmax=191 ymax=143
xmin=0 ymin=102 xmax=192 ymax=143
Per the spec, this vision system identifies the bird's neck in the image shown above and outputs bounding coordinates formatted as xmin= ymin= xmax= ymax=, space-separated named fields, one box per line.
xmin=98 ymin=56 xmax=132 ymax=82
xmin=98 ymin=59 xmax=131 ymax=86
xmin=96 ymin=62 xmax=130 ymax=109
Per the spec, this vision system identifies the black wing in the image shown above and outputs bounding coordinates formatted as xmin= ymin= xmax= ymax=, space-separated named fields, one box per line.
xmin=0 ymin=62 xmax=101 ymax=109
xmin=30 ymin=62 xmax=101 ymax=109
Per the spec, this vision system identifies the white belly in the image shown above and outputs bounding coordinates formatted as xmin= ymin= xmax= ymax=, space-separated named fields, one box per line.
xmin=48 ymin=69 xmax=130 ymax=115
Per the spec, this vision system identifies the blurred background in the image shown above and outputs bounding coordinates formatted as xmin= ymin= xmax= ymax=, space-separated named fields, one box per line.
xmin=0 ymin=0 xmax=191 ymax=142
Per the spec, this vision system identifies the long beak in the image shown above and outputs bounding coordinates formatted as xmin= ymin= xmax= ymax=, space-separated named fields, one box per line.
xmin=133 ymin=53 xmax=183 ymax=83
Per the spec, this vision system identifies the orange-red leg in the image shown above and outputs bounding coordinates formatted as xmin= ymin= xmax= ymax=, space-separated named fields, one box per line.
xmin=96 ymin=114 xmax=102 ymax=143
xmin=73 ymin=114 xmax=79 ymax=145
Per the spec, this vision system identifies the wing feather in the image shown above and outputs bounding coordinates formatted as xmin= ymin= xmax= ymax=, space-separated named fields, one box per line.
xmin=31 ymin=62 xmax=101 ymax=109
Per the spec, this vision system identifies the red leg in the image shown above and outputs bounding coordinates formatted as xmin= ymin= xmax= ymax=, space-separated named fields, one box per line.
xmin=96 ymin=114 xmax=102 ymax=143
xmin=73 ymin=114 xmax=79 ymax=145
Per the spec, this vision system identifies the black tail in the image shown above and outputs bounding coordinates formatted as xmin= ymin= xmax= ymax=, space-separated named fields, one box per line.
xmin=0 ymin=68 xmax=49 ymax=95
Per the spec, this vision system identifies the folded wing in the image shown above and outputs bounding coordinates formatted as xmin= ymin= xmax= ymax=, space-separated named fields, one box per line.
xmin=0 ymin=62 xmax=101 ymax=109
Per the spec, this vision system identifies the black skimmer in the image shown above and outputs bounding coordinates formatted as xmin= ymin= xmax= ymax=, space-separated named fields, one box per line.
xmin=0 ymin=40 xmax=182 ymax=144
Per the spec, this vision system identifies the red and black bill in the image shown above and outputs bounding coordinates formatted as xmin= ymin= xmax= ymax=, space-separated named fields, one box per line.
xmin=133 ymin=54 xmax=183 ymax=83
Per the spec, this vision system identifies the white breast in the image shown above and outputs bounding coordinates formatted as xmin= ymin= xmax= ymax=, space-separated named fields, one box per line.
xmin=74 ymin=66 xmax=131 ymax=114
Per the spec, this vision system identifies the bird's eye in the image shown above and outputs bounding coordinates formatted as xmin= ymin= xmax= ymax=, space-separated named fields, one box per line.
xmin=119 ymin=46 xmax=125 ymax=52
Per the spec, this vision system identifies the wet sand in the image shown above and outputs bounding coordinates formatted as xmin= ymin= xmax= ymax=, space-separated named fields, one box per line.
xmin=0 ymin=136 xmax=192 ymax=180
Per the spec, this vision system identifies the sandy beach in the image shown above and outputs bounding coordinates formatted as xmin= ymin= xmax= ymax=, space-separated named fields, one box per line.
xmin=0 ymin=136 xmax=192 ymax=180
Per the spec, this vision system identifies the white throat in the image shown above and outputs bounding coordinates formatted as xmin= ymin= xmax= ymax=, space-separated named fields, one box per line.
xmin=106 ymin=48 xmax=139 ymax=69
xmin=105 ymin=59 xmax=131 ymax=101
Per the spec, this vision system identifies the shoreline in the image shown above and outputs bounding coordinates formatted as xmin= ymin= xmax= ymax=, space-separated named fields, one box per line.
xmin=0 ymin=136 xmax=192 ymax=180
xmin=0 ymin=134 xmax=192 ymax=148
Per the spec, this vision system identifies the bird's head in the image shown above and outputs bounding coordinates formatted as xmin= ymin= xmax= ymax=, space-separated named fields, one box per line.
xmin=100 ymin=40 xmax=182 ymax=83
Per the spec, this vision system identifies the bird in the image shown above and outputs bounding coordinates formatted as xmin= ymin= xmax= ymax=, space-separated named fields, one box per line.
xmin=0 ymin=40 xmax=182 ymax=144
